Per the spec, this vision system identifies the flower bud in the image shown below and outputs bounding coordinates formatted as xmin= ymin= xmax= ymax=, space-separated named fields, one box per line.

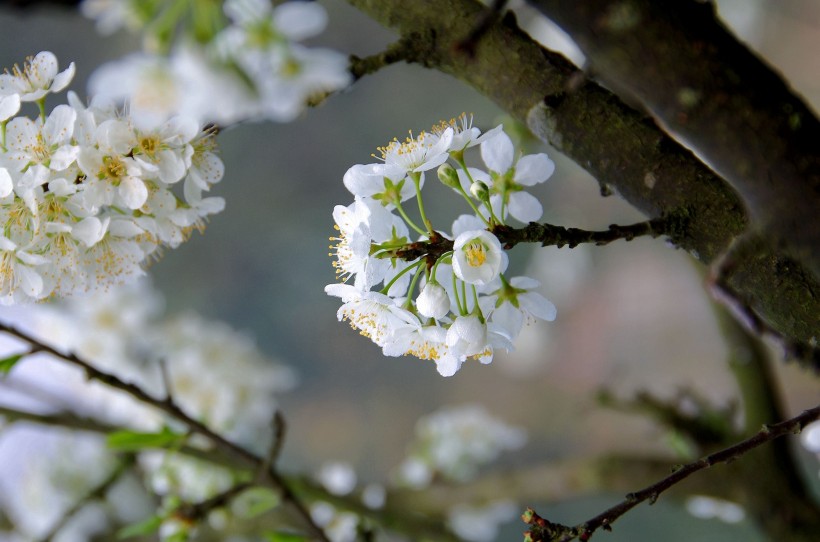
xmin=416 ymin=282 xmax=450 ymax=319
xmin=469 ymin=181 xmax=490 ymax=202
xmin=437 ymin=163 xmax=460 ymax=189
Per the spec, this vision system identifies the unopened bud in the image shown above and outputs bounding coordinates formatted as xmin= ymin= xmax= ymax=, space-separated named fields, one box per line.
xmin=470 ymin=181 xmax=490 ymax=202
xmin=437 ymin=163 xmax=460 ymax=189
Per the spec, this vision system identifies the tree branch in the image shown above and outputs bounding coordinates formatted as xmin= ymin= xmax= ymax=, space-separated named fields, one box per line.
xmin=0 ymin=324 xmax=330 ymax=542
xmin=527 ymin=0 xmax=820 ymax=279
xmin=524 ymin=403 xmax=820 ymax=541
xmin=345 ymin=0 xmax=820 ymax=368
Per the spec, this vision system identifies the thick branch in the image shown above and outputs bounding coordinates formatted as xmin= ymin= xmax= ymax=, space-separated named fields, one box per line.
xmin=345 ymin=0 xmax=820 ymax=367
xmin=528 ymin=0 xmax=820 ymax=279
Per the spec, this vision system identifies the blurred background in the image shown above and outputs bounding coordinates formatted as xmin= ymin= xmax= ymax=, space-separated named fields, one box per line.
xmin=0 ymin=1 xmax=818 ymax=540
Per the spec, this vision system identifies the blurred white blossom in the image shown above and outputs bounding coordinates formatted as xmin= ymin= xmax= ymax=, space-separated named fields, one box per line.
xmin=397 ymin=404 xmax=527 ymax=484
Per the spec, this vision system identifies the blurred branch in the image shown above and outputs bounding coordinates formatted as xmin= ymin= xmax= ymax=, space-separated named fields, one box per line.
xmin=37 ymin=456 xmax=135 ymax=542
xmin=345 ymin=0 xmax=820 ymax=368
xmin=597 ymin=389 xmax=735 ymax=450
xmin=716 ymin=303 xmax=820 ymax=540
xmin=0 ymin=324 xmax=331 ymax=542
xmin=527 ymin=0 xmax=820 ymax=280
xmin=524 ymin=402 xmax=820 ymax=541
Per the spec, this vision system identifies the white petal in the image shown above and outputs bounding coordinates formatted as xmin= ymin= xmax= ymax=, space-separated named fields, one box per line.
xmin=274 ymin=1 xmax=328 ymax=40
xmin=520 ymin=292 xmax=557 ymax=322
xmin=514 ymin=153 xmax=555 ymax=186
xmin=480 ymin=131 xmax=514 ymax=173
xmin=16 ymin=264 xmax=44 ymax=298
xmin=508 ymin=192 xmax=543 ymax=223
xmin=435 ymin=354 xmax=463 ymax=377
xmin=43 ymin=104 xmax=76 ymax=144
xmin=119 ymin=177 xmax=148 ymax=209
xmin=0 ymin=168 xmax=13 ymax=198
xmin=0 ymin=94 xmax=20 ymax=121
xmin=72 ymin=216 xmax=109 ymax=247
xmin=49 ymin=145 xmax=79 ymax=171
xmin=50 ymin=62 xmax=76 ymax=93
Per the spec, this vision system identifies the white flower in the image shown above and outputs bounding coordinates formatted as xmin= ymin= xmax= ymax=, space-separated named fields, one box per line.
xmin=0 ymin=51 xmax=75 ymax=102
xmin=435 ymin=113 xmax=504 ymax=154
xmin=416 ymin=282 xmax=451 ymax=320
xmin=325 ymin=284 xmax=405 ymax=348
xmin=448 ymin=501 xmax=518 ymax=542
xmin=378 ymin=128 xmax=453 ymax=175
xmin=0 ymin=236 xmax=51 ymax=304
xmin=405 ymin=404 xmax=527 ymax=482
xmin=382 ymin=312 xmax=463 ymax=376
xmin=317 ymin=462 xmax=357 ymax=496
xmin=479 ymin=131 xmax=555 ymax=222
xmin=343 ymin=163 xmax=410 ymax=204
xmin=445 ymin=314 xmax=514 ymax=368
xmin=251 ymin=45 xmax=352 ymax=123
xmin=480 ymin=276 xmax=557 ymax=338
xmin=446 ymin=314 xmax=489 ymax=360
xmin=5 ymin=104 xmax=78 ymax=172
xmin=452 ymin=229 xmax=504 ymax=285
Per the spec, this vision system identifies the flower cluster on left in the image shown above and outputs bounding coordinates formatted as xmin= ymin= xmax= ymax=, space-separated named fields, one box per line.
xmin=0 ymin=51 xmax=225 ymax=304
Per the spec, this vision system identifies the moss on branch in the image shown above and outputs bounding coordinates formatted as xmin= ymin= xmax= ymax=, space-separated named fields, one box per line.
xmin=345 ymin=0 xmax=820 ymax=365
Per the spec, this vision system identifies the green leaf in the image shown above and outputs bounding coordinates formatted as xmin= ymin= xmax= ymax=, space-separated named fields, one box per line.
xmin=265 ymin=532 xmax=307 ymax=542
xmin=234 ymin=487 xmax=281 ymax=519
xmin=0 ymin=353 xmax=24 ymax=375
xmin=117 ymin=515 xmax=163 ymax=539
xmin=107 ymin=426 xmax=186 ymax=452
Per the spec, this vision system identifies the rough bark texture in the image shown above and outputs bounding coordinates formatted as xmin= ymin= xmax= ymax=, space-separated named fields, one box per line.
xmin=346 ymin=0 xmax=820 ymax=366
xmin=529 ymin=0 xmax=820 ymax=279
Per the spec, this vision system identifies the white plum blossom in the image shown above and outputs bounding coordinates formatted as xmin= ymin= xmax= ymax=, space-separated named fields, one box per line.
xmin=452 ymin=229 xmax=505 ymax=285
xmin=480 ymin=276 xmax=557 ymax=338
xmin=0 ymin=52 xmax=226 ymax=303
xmin=0 ymin=51 xmax=75 ymax=102
xmin=325 ymin=284 xmax=407 ymax=348
xmin=379 ymin=128 xmax=454 ymax=176
xmin=397 ymin=404 xmax=527 ymax=484
xmin=83 ymin=0 xmax=350 ymax=125
xmin=328 ymin=118 xmax=557 ymax=376
xmin=435 ymin=113 xmax=504 ymax=155
xmin=479 ymin=130 xmax=555 ymax=223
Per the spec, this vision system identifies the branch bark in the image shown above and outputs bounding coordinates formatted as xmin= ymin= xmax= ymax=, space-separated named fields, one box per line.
xmin=345 ymin=0 xmax=820 ymax=367
xmin=527 ymin=0 xmax=820 ymax=279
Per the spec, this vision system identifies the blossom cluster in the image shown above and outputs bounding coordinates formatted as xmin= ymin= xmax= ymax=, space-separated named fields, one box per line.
xmin=84 ymin=0 xmax=351 ymax=125
xmin=0 ymin=51 xmax=225 ymax=304
xmin=396 ymin=404 xmax=527 ymax=487
xmin=326 ymin=115 xmax=557 ymax=376
xmin=0 ymin=279 xmax=296 ymax=540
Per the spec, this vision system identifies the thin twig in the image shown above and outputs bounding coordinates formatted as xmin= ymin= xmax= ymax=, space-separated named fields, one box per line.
xmin=0 ymin=324 xmax=331 ymax=542
xmin=523 ymin=402 xmax=820 ymax=541
xmin=176 ymin=481 xmax=253 ymax=524
xmin=38 ymin=456 xmax=135 ymax=542
xmin=258 ymin=410 xmax=286 ymax=480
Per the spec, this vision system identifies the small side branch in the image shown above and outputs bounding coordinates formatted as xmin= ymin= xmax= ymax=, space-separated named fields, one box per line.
xmin=391 ymin=215 xmax=677 ymax=263
xmin=524 ymin=402 xmax=820 ymax=542
xmin=350 ymin=34 xmax=435 ymax=80
xmin=494 ymin=215 xmax=678 ymax=249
